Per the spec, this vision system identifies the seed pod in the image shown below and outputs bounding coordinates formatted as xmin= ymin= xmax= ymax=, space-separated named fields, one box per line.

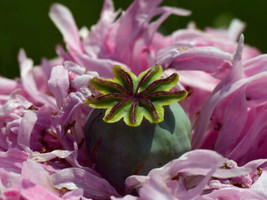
xmin=84 ymin=65 xmax=191 ymax=193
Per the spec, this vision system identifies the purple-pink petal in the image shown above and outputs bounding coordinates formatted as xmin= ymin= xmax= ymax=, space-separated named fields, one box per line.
xmin=51 ymin=167 xmax=120 ymax=199
xmin=49 ymin=4 xmax=82 ymax=53
xmin=17 ymin=111 xmax=37 ymax=151
xmin=48 ymin=65 xmax=70 ymax=107
xmin=20 ymin=179 xmax=62 ymax=200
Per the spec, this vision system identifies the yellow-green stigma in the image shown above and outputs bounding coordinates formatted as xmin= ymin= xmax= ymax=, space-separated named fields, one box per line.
xmin=86 ymin=65 xmax=187 ymax=126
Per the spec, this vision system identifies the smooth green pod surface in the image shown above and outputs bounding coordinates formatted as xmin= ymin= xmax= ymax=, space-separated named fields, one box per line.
xmin=84 ymin=102 xmax=191 ymax=193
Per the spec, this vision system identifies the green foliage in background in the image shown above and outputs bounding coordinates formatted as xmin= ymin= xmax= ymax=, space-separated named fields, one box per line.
xmin=1 ymin=0 xmax=267 ymax=78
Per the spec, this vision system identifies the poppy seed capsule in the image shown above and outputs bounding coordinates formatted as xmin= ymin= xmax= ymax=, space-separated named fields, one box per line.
xmin=84 ymin=102 xmax=191 ymax=193
xmin=84 ymin=65 xmax=191 ymax=193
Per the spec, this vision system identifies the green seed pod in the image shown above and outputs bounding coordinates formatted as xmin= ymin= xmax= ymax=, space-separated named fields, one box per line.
xmin=84 ymin=65 xmax=191 ymax=193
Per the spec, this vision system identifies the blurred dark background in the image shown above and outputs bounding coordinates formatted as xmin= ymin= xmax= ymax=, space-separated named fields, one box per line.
xmin=1 ymin=0 xmax=266 ymax=78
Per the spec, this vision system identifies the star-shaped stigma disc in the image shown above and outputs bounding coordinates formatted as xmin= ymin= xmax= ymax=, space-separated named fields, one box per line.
xmin=86 ymin=65 xmax=187 ymax=126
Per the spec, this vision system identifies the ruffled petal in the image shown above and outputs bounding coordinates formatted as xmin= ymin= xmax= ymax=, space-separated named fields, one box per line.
xmin=48 ymin=65 xmax=70 ymax=107
xmin=49 ymin=4 xmax=82 ymax=53
xmin=51 ymin=167 xmax=120 ymax=199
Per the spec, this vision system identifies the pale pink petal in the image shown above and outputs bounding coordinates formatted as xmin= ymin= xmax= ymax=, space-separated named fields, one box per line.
xmin=126 ymin=150 xmax=226 ymax=197
xmin=114 ymin=0 xmax=162 ymax=60
xmin=41 ymin=57 xmax=63 ymax=80
xmin=212 ymin=87 xmax=247 ymax=154
xmin=213 ymin=167 xmax=251 ymax=179
xmin=215 ymin=34 xmax=245 ymax=89
xmin=32 ymin=150 xmax=73 ymax=163
xmin=203 ymin=187 xmax=267 ymax=200
xmin=143 ymin=6 xmax=190 ymax=48
xmin=20 ymin=179 xmax=61 ymax=200
xmin=101 ymin=0 xmax=116 ymax=21
xmin=17 ymin=111 xmax=37 ymax=152
xmin=125 ymin=175 xmax=148 ymax=193
xmin=32 ymin=67 xmax=50 ymax=94
xmin=21 ymin=160 xmax=56 ymax=193
xmin=0 ymin=149 xmax=28 ymax=173
xmin=193 ymin=71 xmax=267 ymax=156
xmin=151 ymin=150 xmax=225 ymax=178
xmin=156 ymin=46 xmax=232 ymax=77
xmin=83 ymin=0 xmax=119 ymax=57
xmin=192 ymin=77 xmax=254 ymax=148
xmin=227 ymin=104 xmax=267 ymax=163
xmin=63 ymin=61 xmax=88 ymax=75
xmin=154 ymin=43 xmax=193 ymax=68
xmin=0 ymin=77 xmax=18 ymax=95
xmin=71 ymin=75 xmax=96 ymax=91
xmin=172 ymin=21 xmax=260 ymax=60
xmin=0 ymin=93 xmax=32 ymax=116
xmin=112 ymin=0 xmax=190 ymax=74
xmin=204 ymin=19 xmax=245 ymax=42
xmin=176 ymin=167 xmax=217 ymax=199
xmin=139 ymin=176 xmax=176 ymax=200
xmin=48 ymin=65 xmax=70 ymax=107
xmin=69 ymin=52 xmax=129 ymax=78
xmin=0 ymin=168 xmax=21 ymax=196
xmin=53 ymin=90 xmax=90 ymax=154
xmin=191 ymin=36 xmax=267 ymax=163
xmin=226 ymin=19 xmax=246 ymax=41
xmin=56 ymin=45 xmax=73 ymax=61
xmin=18 ymin=49 xmax=56 ymax=109
xmin=161 ymin=6 xmax=191 ymax=17
xmin=192 ymin=36 xmax=244 ymax=148
xmin=111 ymin=195 xmax=137 ymax=200
xmin=49 ymin=3 xmax=82 ymax=53
xmin=51 ymin=167 xmax=119 ymax=199
xmin=244 ymin=54 xmax=267 ymax=76
xmin=251 ymin=171 xmax=267 ymax=196
xmin=62 ymin=189 xmax=88 ymax=200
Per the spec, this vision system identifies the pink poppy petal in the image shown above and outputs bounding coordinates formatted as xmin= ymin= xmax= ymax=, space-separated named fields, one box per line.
xmin=251 ymin=171 xmax=267 ymax=196
xmin=0 ymin=149 xmax=28 ymax=173
xmin=203 ymin=187 xmax=267 ymax=199
xmin=48 ymin=65 xmax=70 ymax=107
xmin=0 ymin=77 xmax=18 ymax=95
xmin=20 ymin=179 xmax=61 ymax=200
xmin=21 ymin=160 xmax=55 ymax=192
xmin=49 ymin=3 xmax=82 ymax=53
xmin=111 ymin=195 xmax=137 ymax=200
xmin=17 ymin=111 xmax=37 ymax=151
xmin=139 ymin=176 xmax=176 ymax=200
xmin=244 ymin=54 xmax=267 ymax=76
xmin=51 ymin=167 xmax=119 ymax=199
xmin=32 ymin=150 xmax=73 ymax=163
xmin=18 ymin=49 xmax=56 ymax=109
